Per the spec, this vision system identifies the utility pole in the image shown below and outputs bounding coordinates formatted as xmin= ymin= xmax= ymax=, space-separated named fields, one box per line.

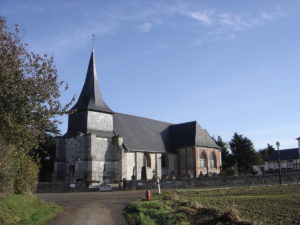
xmin=276 ymin=141 xmax=282 ymax=185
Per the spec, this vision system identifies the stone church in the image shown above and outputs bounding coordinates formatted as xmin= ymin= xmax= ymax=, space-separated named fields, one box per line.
xmin=53 ymin=49 xmax=221 ymax=185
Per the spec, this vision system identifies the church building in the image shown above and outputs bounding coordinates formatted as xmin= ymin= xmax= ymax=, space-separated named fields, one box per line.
xmin=53 ymin=49 xmax=221 ymax=185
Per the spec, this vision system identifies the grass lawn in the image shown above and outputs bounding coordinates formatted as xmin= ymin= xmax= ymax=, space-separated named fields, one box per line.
xmin=0 ymin=194 xmax=61 ymax=225
xmin=124 ymin=184 xmax=300 ymax=225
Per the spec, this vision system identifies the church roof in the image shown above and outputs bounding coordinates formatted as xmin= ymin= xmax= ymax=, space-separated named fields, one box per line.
xmin=114 ymin=113 xmax=172 ymax=153
xmin=114 ymin=113 xmax=220 ymax=153
xmin=71 ymin=49 xmax=113 ymax=114
xmin=170 ymin=121 xmax=220 ymax=149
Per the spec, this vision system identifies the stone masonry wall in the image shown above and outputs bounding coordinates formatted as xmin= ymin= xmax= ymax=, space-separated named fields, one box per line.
xmin=61 ymin=135 xmax=87 ymax=183
xmin=196 ymin=147 xmax=221 ymax=176
xmin=41 ymin=173 xmax=300 ymax=193
xmin=125 ymin=152 xmax=162 ymax=180
xmin=87 ymin=111 xmax=113 ymax=132
xmin=124 ymin=172 xmax=300 ymax=190
xmin=87 ymin=134 xmax=114 ymax=182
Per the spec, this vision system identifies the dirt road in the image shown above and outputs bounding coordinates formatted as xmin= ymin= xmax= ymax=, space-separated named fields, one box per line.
xmin=38 ymin=190 xmax=153 ymax=225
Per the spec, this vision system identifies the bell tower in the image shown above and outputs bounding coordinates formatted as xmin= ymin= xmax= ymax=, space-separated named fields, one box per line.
xmin=66 ymin=48 xmax=114 ymax=136
xmin=53 ymin=49 xmax=116 ymax=185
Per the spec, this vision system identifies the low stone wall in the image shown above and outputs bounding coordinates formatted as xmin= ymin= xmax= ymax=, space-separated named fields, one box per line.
xmin=37 ymin=173 xmax=300 ymax=192
xmin=36 ymin=182 xmax=91 ymax=193
xmin=36 ymin=181 xmax=122 ymax=193
xmin=124 ymin=172 xmax=300 ymax=190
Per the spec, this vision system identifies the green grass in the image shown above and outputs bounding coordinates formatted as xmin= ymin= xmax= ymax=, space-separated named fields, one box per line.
xmin=0 ymin=194 xmax=61 ymax=225
xmin=124 ymin=184 xmax=300 ymax=225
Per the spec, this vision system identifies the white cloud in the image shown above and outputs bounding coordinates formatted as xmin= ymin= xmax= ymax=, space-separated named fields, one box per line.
xmin=260 ymin=8 xmax=286 ymax=20
xmin=185 ymin=10 xmax=214 ymax=25
xmin=261 ymin=11 xmax=274 ymax=20
xmin=179 ymin=6 xmax=287 ymax=44
xmin=24 ymin=2 xmax=288 ymax=54
xmin=217 ymin=13 xmax=255 ymax=31
xmin=184 ymin=10 xmax=262 ymax=32
xmin=140 ymin=22 xmax=153 ymax=32
xmin=168 ymin=2 xmax=286 ymax=41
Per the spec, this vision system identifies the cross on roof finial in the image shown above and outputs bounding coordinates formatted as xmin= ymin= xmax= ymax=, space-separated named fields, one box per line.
xmin=92 ymin=34 xmax=96 ymax=47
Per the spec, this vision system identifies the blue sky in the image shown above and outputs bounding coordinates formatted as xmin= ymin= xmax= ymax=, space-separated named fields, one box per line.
xmin=1 ymin=0 xmax=300 ymax=150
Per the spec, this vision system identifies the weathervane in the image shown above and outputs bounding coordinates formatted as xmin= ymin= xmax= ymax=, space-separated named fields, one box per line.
xmin=92 ymin=34 xmax=96 ymax=47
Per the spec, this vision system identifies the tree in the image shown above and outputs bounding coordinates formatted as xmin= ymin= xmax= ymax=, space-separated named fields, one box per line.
xmin=0 ymin=17 xmax=73 ymax=193
xmin=254 ymin=144 xmax=275 ymax=165
xmin=230 ymin=132 xmax=256 ymax=174
xmin=214 ymin=136 xmax=235 ymax=175
xmin=0 ymin=17 xmax=73 ymax=151
xmin=30 ymin=134 xmax=56 ymax=182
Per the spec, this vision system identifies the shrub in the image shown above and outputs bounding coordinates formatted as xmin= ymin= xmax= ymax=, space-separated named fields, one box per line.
xmin=0 ymin=142 xmax=38 ymax=194
xmin=13 ymin=153 xmax=38 ymax=194
xmin=0 ymin=144 xmax=15 ymax=193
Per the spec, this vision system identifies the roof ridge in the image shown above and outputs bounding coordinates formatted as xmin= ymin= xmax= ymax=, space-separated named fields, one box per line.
xmin=278 ymin=148 xmax=298 ymax=151
xmin=115 ymin=112 xmax=173 ymax=125
xmin=170 ymin=121 xmax=197 ymax=127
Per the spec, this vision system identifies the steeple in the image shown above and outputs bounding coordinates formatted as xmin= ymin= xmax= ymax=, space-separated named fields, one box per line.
xmin=71 ymin=48 xmax=113 ymax=114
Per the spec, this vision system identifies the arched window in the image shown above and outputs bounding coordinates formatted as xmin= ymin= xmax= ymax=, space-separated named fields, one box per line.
xmin=143 ymin=153 xmax=151 ymax=168
xmin=200 ymin=152 xmax=207 ymax=168
xmin=210 ymin=152 xmax=217 ymax=168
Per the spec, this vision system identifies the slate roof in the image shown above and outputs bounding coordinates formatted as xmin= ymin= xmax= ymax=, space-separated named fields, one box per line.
xmin=266 ymin=148 xmax=299 ymax=161
xmin=114 ymin=114 xmax=220 ymax=153
xmin=170 ymin=121 xmax=220 ymax=150
xmin=114 ymin=113 xmax=172 ymax=153
xmin=71 ymin=49 xmax=113 ymax=114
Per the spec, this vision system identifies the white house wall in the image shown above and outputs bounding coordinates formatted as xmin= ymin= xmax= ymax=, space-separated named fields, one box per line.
xmin=266 ymin=158 xmax=300 ymax=171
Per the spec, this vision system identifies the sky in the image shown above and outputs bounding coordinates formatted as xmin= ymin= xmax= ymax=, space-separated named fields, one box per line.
xmin=1 ymin=0 xmax=300 ymax=150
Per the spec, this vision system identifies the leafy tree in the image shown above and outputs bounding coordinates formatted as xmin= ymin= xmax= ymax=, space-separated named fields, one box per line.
xmin=30 ymin=134 xmax=56 ymax=182
xmin=214 ymin=136 xmax=235 ymax=175
xmin=0 ymin=136 xmax=15 ymax=192
xmin=0 ymin=17 xmax=73 ymax=193
xmin=260 ymin=144 xmax=275 ymax=159
xmin=0 ymin=17 xmax=73 ymax=151
xmin=230 ymin=132 xmax=256 ymax=174
xmin=254 ymin=144 xmax=275 ymax=165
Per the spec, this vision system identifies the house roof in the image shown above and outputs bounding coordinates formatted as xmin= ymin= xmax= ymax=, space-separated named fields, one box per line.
xmin=266 ymin=148 xmax=299 ymax=161
xmin=114 ymin=114 xmax=220 ymax=153
xmin=71 ymin=49 xmax=113 ymax=114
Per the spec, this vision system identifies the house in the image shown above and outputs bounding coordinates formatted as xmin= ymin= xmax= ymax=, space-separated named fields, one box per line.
xmin=52 ymin=49 xmax=221 ymax=185
xmin=253 ymin=138 xmax=300 ymax=175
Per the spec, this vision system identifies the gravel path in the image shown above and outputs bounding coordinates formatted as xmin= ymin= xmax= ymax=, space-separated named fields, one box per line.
xmin=38 ymin=190 xmax=152 ymax=225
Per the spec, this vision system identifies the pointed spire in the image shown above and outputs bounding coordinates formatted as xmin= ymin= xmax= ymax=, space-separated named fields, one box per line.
xmin=71 ymin=49 xmax=113 ymax=114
